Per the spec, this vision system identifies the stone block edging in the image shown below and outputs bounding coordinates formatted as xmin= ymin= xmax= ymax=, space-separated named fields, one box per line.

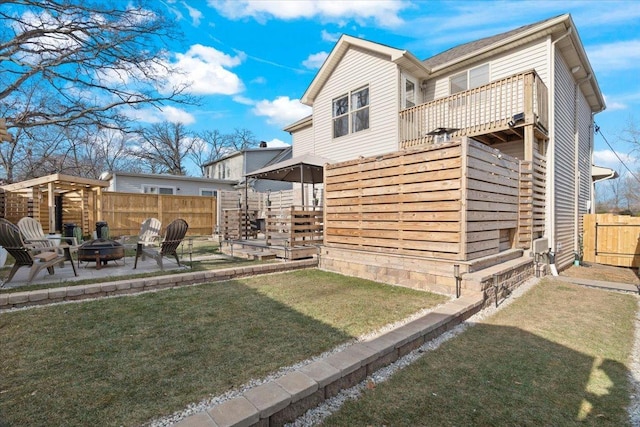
xmin=0 ymin=259 xmax=318 ymax=311
xmin=173 ymin=294 xmax=484 ymax=427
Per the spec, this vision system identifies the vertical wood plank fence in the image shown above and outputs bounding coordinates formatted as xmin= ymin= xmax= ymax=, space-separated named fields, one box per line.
xmin=100 ymin=192 xmax=216 ymax=237
xmin=583 ymin=214 xmax=640 ymax=267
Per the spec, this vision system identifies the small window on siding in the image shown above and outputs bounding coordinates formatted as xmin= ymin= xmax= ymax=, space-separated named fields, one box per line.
xmin=450 ymin=71 xmax=467 ymax=94
xmin=143 ymin=185 xmax=174 ymax=195
xmin=200 ymin=189 xmax=217 ymax=197
xmin=403 ymin=76 xmax=416 ymax=108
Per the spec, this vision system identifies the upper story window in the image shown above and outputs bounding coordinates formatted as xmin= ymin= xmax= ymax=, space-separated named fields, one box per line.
xmin=333 ymin=85 xmax=369 ymax=138
xmin=200 ymin=189 xmax=217 ymax=197
xmin=449 ymin=63 xmax=490 ymax=94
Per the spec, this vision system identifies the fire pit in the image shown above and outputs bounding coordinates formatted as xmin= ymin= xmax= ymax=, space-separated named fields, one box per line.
xmin=77 ymin=238 xmax=125 ymax=269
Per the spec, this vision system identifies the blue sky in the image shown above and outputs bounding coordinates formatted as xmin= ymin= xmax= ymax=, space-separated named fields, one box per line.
xmin=148 ymin=0 xmax=640 ymax=175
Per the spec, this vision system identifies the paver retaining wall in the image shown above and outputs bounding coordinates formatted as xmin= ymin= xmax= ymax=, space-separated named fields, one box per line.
xmin=0 ymin=259 xmax=317 ymax=311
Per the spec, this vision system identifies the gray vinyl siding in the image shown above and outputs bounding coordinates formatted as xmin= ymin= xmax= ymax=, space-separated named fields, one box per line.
xmin=577 ymin=89 xmax=593 ymax=231
xmin=110 ymin=175 xmax=235 ymax=195
xmin=424 ymin=38 xmax=550 ymax=101
xmin=292 ymin=124 xmax=314 ymax=157
xmin=553 ymin=52 xmax=577 ymax=269
xmin=312 ymin=46 xmax=399 ymax=162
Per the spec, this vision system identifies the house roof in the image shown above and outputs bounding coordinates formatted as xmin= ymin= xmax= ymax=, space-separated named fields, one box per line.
xmin=295 ymin=14 xmax=604 ymax=115
xmin=245 ymin=153 xmax=334 ymax=184
xmin=592 ymin=165 xmax=618 ymax=182
xmin=202 ymin=146 xmax=291 ymax=167
xmin=283 ymin=115 xmax=312 ymax=133
xmin=301 ymin=35 xmax=429 ymax=105
xmin=101 ymin=171 xmax=235 ymax=185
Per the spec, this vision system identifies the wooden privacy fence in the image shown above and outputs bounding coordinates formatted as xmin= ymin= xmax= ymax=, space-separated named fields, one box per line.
xmin=265 ymin=206 xmax=323 ymax=247
xmin=583 ymin=214 xmax=640 ymax=267
xmin=100 ymin=192 xmax=216 ymax=237
xmin=324 ymin=137 xmax=544 ymax=261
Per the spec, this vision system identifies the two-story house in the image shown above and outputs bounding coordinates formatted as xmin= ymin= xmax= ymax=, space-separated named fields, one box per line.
xmin=204 ymin=144 xmax=293 ymax=193
xmin=285 ymin=14 xmax=605 ymax=286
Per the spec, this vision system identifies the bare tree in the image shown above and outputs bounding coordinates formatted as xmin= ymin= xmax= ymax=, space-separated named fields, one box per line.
xmin=190 ymin=128 xmax=259 ymax=176
xmin=0 ymin=0 xmax=196 ymax=181
xmin=136 ymin=121 xmax=195 ymax=175
xmin=227 ymin=128 xmax=258 ymax=151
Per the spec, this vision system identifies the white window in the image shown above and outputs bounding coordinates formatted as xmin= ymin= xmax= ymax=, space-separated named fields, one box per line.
xmin=449 ymin=63 xmax=490 ymax=94
xmin=200 ymin=189 xmax=217 ymax=197
xmin=402 ymin=75 xmax=417 ymax=109
xmin=332 ymin=85 xmax=369 ymax=138
xmin=143 ymin=185 xmax=175 ymax=195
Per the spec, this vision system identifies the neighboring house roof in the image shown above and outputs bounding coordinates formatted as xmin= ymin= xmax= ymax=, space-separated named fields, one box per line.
xmin=202 ymin=146 xmax=291 ymax=168
xmin=296 ymin=14 xmax=604 ymax=113
xmin=592 ymin=165 xmax=619 ymax=183
xmin=101 ymin=171 xmax=235 ymax=185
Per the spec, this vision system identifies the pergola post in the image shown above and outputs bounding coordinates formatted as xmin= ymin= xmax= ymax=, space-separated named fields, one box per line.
xmin=47 ymin=182 xmax=55 ymax=233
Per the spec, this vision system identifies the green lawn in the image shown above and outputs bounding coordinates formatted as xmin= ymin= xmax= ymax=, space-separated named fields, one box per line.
xmin=0 ymin=269 xmax=448 ymax=427
xmin=324 ymin=278 xmax=638 ymax=426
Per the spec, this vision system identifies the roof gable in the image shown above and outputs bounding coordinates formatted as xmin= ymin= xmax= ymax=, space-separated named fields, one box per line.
xmin=301 ymin=35 xmax=429 ymax=105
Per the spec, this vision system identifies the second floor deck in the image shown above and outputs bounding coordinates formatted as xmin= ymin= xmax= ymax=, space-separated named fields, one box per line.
xmin=400 ymin=70 xmax=548 ymax=149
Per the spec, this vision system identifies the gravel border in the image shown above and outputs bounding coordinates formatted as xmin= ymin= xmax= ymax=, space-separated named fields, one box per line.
xmin=148 ymin=298 xmax=456 ymax=426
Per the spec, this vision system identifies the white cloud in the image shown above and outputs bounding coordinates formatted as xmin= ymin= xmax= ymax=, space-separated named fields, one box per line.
xmin=265 ymin=138 xmax=290 ymax=147
xmin=128 ymin=105 xmax=196 ymax=124
xmin=251 ymin=76 xmax=267 ymax=84
xmin=587 ymin=40 xmax=640 ymax=72
xmin=302 ymin=51 xmax=328 ymax=69
xmin=321 ymin=29 xmax=341 ymax=42
xmin=232 ymin=95 xmax=255 ymax=105
xmin=593 ymin=149 xmax=636 ymax=168
xmin=603 ymin=95 xmax=627 ymax=111
xmin=182 ymin=1 xmax=204 ymax=26
xmin=168 ymin=44 xmax=245 ymax=95
xmin=252 ymin=96 xmax=312 ymax=126
xmin=209 ymin=0 xmax=408 ymax=27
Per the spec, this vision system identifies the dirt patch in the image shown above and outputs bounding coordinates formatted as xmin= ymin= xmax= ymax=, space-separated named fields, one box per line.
xmin=560 ymin=262 xmax=640 ymax=285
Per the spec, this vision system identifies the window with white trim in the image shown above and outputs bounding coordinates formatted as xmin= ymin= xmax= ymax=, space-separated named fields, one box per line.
xmin=332 ymin=85 xmax=369 ymax=138
xmin=200 ymin=189 xmax=217 ymax=197
xmin=449 ymin=63 xmax=490 ymax=94
xmin=143 ymin=185 xmax=175 ymax=195
xmin=402 ymin=75 xmax=417 ymax=108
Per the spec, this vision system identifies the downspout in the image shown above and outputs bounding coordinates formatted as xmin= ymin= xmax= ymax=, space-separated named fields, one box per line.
xmin=547 ymin=27 xmax=572 ymax=276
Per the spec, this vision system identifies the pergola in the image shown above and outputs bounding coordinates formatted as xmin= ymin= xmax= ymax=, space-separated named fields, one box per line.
xmin=244 ymin=153 xmax=333 ymax=206
xmin=0 ymin=173 xmax=109 ymax=234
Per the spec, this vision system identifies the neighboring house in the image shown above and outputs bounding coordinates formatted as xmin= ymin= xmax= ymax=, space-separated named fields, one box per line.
xmin=101 ymin=171 xmax=236 ymax=197
xmin=285 ymin=13 xmax=605 ymax=271
xmin=203 ymin=144 xmax=293 ymax=193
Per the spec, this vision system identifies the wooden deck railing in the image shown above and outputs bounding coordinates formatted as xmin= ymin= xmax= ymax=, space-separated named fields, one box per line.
xmin=400 ymin=70 xmax=548 ymax=149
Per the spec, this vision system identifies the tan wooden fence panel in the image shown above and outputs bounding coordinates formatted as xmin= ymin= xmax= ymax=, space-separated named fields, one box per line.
xmin=324 ymin=138 xmax=523 ymax=261
xmin=583 ymin=214 xmax=640 ymax=267
xmin=101 ymin=192 xmax=216 ymax=237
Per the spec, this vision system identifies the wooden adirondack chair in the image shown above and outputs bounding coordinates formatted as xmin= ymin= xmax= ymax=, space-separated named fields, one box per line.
xmin=134 ymin=219 xmax=188 ymax=270
xmin=17 ymin=217 xmax=56 ymax=250
xmin=0 ymin=218 xmax=78 ymax=284
xmin=138 ymin=217 xmax=162 ymax=247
